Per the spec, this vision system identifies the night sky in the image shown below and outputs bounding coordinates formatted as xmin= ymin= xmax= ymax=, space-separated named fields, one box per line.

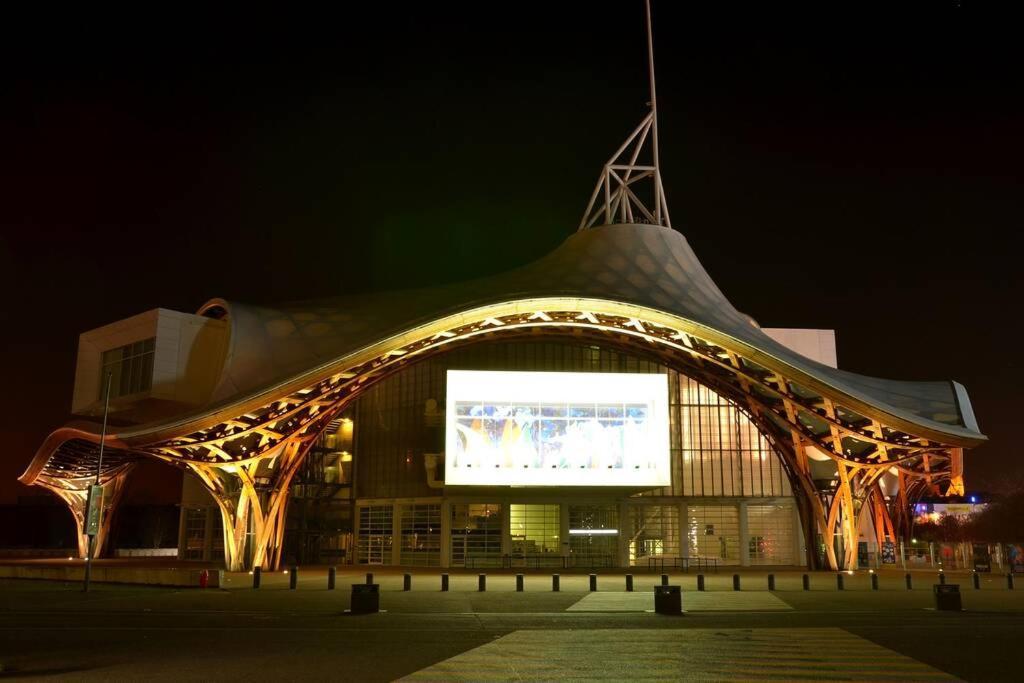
xmin=2 ymin=2 xmax=1020 ymax=504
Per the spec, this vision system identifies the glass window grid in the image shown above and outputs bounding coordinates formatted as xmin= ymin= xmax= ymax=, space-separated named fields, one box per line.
xmin=357 ymin=505 xmax=393 ymax=565
xmin=183 ymin=508 xmax=206 ymax=561
xmin=627 ymin=505 xmax=680 ymax=565
xmin=400 ymin=504 xmax=441 ymax=567
xmin=509 ymin=504 xmax=561 ymax=558
xmin=450 ymin=503 xmax=502 ymax=568
xmin=353 ymin=340 xmax=793 ymax=501
xmin=688 ymin=504 xmax=740 ymax=565
xmin=747 ymin=502 xmax=796 ymax=565
xmin=100 ymin=338 xmax=155 ymax=400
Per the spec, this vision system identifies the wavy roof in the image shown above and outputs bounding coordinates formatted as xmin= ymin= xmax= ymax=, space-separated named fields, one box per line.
xmin=195 ymin=223 xmax=982 ymax=445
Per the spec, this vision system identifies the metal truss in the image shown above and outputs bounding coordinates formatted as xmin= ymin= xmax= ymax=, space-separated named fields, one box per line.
xmin=579 ymin=0 xmax=670 ymax=231
xmin=23 ymin=298 xmax=971 ymax=571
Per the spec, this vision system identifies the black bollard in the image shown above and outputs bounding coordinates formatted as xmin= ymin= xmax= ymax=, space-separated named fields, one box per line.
xmin=837 ymin=573 xmax=845 ymax=591
xmin=871 ymin=573 xmax=879 ymax=590
xmin=328 ymin=566 xmax=336 ymax=590
xmin=552 ymin=574 xmax=560 ymax=592
xmin=403 ymin=573 xmax=412 ymax=591
xmin=252 ymin=566 xmax=262 ymax=589
xmin=972 ymin=572 xmax=980 ymax=590
xmin=478 ymin=574 xmax=486 ymax=592
xmin=441 ymin=573 xmax=449 ymax=592
xmin=802 ymin=573 xmax=810 ymax=591
xmin=516 ymin=574 xmax=524 ymax=592
xmin=767 ymin=574 xmax=776 ymax=591
xmin=289 ymin=566 xmax=298 ymax=590
xmin=626 ymin=574 xmax=634 ymax=592
xmin=1008 ymin=573 xmax=1015 ymax=590
xmin=939 ymin=572 xmax=946 ymax=585
xmin=366 ymin=572 xmax=374 ymax=585
xmin=905 ymin=573 xmax=913 ymax=590
xmin=697 ymin=574 xmax=705 ymax=591
xmin=661 ymin=573 xmax=669 ymax=587
xmin=589 ymin=574 xmax=598 ymax=592
xmin=732 ymin=574 xmax=741 ymax=591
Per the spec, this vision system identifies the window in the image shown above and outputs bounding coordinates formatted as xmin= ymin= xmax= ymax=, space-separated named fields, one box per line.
xmin=183 ymin=508 xmax=207 ymax=561
xmin=627 ymin=505 xmax=679 ymax=565
xmin=688 ymin=505 xmax=740 ymax=565
xmin=450 ymin=504 xmax=502 ymax=567
xmin=100 ymin=338 xmax=155 ymax=399
xmin=400 ymin=504 xmax=441 ymax=566
xmin=510 ymin=504 xmax=561 ymax=565
xmin=357 ymin=505 xmax=393 ymax=565
xmin=747 ymin=503 xmax=796 ymax=565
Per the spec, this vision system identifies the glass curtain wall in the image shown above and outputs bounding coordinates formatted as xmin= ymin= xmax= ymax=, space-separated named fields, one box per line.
xmin=688 ymin=504 xmax=740 ymax=565
xmin=509 ymin=504 xmax=561 ymax=567
xmin=357 ymin=505 xmax=393 ymax=565
xmin=450 ymin=504 xmax=502 ymax=567
xmin=400 ymin=504 xmax=441 ymax=566
xmin=568 ymin=505 xmax=618 ymax=566
xmin=747 ymin=502 xmax=796 ymax=565
xmin=627 ymin=505 xmax=680 ymax=566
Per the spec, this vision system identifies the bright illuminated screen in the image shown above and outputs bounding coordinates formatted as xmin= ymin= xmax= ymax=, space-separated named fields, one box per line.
xmin=445 ymin=370 xmax=670 ymax=486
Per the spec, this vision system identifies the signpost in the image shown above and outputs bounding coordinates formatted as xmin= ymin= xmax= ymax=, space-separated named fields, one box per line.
xmin=83 ymin=372 xmax=112 ymax=593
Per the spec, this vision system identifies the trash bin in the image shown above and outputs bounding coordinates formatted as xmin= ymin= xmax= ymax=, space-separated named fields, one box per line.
xmin=351 ymin=583 xmax=380 ymax=614
xmin=933 ymin=583 xmax=961 ymax=611
xmin=654 ymin=585 xmax=682 ymax=615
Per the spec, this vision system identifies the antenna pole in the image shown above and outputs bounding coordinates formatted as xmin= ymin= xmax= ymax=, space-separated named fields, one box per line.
xmin=644 ymin=0 xmax=661 ymax=223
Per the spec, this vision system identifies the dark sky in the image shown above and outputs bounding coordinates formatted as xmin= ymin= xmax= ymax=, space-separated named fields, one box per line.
xmin=1 ymin=2 xmax=1020 ymax=504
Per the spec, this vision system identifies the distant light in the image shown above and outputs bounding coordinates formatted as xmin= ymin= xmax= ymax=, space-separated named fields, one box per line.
xmin=67 ymin=557 xmax=73 ymax=561
xmin=912 ymin=538 xmax=918 ymax=544
xmin=846 ymin=570 xmax=854 ymax=575
xmin=283 ymin=570 xmax=289 ymax=574
xmin=569 ymin=529 xmax=618 ymax=535
xmin=970 ymin=496 xmax=977 ymax=503
xmin=869 ymin=569 xmax=874 ymax=574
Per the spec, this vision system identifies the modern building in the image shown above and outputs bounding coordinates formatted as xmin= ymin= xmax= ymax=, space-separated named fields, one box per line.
xmin=18 ymin=8 xmax=985 ymax=573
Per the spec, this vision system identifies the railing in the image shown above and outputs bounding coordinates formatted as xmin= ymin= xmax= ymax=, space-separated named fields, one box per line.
xmin=646 ymin=556 xmax=720 ymax=573
xmin=465 ymin=554 xmax=615 ymax=569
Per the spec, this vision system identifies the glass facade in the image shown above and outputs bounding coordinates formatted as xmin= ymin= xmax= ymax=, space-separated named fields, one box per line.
xmin=332 ymin=340 xmax=805 ymax=568
xmin=688 ymin=504 xmax=741 ymax=565
xmin=568 ymin=505 xmax=619 ymax=564
xmin=510 ymin=504 xmax=561 ymax=565
xmin=357 ymin=505 xmax=393 ymax=565
xmin=627 ymin=505 xmax=680 ymax=566
xmin=450 ymin=504 xmax=502 ymax=567
xmin=747 ymin=502 xmax=796 ymax=565
xmin=400 ymin=504 xmax=441 ymax=566
xmin=100 ymin=338 xmax=155 ymax=399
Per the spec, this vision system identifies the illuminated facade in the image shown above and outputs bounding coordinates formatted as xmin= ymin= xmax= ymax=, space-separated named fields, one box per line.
xmin=18 ymin=4 xmax=985 ymax=571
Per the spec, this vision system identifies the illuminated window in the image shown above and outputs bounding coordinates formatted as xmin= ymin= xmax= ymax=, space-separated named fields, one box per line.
xmin=100 ymin=338 xmax=155 ymax=399
xmin=450 ymin=504 xmax=502 ymax=567
xmin=747 ymin=503 xmax=796 ymax=565
xmin=510 ymin=504 xmax=561 ymax=566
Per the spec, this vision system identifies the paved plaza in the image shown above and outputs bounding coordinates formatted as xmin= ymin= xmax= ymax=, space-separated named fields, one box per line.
xmin=1 ymin=568 xmax=1022 ymax=681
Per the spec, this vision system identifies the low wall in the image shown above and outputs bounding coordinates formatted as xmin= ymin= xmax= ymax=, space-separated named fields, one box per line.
xmin=0 ymin=564 xmax=221 ymax=588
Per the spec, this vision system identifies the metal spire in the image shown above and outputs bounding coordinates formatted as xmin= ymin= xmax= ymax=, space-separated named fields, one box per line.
xmin=579 ymin=0 xmax=671 ymax=230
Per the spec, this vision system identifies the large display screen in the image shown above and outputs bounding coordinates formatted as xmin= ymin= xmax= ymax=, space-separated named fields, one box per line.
xmin=445 ymin=370 xmax=670 ymax=486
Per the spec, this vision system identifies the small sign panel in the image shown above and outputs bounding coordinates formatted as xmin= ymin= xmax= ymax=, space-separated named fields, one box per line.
xmin=85 ymin=484 xmax=104 ymax=536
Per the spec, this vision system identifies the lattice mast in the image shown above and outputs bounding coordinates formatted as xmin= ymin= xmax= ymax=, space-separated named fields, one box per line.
xmin=579 ymin=0 xmax=671 ymax=230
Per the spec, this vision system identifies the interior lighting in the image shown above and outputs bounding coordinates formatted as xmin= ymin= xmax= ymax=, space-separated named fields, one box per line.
xmin=569 ymin=529 xmax=618 ymax=535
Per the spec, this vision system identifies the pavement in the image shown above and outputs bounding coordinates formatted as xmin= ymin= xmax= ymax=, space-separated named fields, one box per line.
xmin=1 ymin=567 xmax=1022 ymax=681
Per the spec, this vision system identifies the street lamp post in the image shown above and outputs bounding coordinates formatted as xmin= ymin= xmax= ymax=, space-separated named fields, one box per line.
xmin=83 ymin=371 xmax=113 ymax=593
